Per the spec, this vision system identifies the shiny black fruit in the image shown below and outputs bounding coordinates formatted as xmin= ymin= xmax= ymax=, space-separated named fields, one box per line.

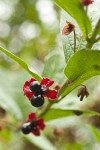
xmin=21 ymin=122 xmax=32 ymax=134
xmin=30 ymin=95 xmax=44 ymax=107
xmin=30 ymin=81 xmax=42 ymax=94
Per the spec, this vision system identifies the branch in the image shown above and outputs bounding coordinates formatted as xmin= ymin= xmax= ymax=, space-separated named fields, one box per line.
xmin=86 ymin=19 xmax=100 ymax=48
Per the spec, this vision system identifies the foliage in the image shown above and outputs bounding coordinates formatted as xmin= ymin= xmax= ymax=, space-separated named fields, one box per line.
xmin=54 ymin=0 xmax=92 ymax=38
xmin=0 ymin=0 xmax=100 ymax=150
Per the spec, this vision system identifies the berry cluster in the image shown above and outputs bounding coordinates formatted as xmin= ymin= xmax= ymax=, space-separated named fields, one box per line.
xmin=29 ymin=81 xmax=46 ymax=107
xmin=21 ymin=113 xmax=45 ymax=136
xmin=22 ymin=78 xmax=57 ymax=136
xmin=23 ymin=78 xmax=57 ymax=107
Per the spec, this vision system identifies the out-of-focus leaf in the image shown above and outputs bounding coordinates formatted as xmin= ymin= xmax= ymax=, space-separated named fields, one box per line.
xmin=46 ymin=116 xmax=84 ymax=128
xmin=0 ymin=69 xmax=34 ymax=120
xmin=53 ymin=0 xmax=92 ymax=38
xmin=43 ymin=108 xmax=98 ymax=122
xmin=89 ymin=125 xmax=100 ymax=143
xmin=12 ymin=71 xmax=35 ymax=120
xmin=61 ymin=50 xmax=100 ymax=98
xmin=0 ymin=47 xmax=41 ymax=81
xmin=24 ymin=134 xmax=57 ymax=150
xmin=42 ymin=51 xmax=66 ymax=84
xmin=0 ymin=131 xmax=23 ymax=150
xmin=0 ymin=88 xmax=22 ymax=120
xmin=66 ymin=143 xmax=83 ymax=150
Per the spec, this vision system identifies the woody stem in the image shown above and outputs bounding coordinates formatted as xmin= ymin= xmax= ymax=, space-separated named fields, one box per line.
xmin=86 ymin=19 xmax=100 ymax=48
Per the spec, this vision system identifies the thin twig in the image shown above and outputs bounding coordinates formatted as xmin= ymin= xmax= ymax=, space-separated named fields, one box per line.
xmin=37 ymin=102 xmax=52 ymax=117
xmin=57 ymin=80 xmax=71 ymax=98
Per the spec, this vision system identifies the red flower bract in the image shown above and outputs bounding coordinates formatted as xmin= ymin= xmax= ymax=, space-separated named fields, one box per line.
xmin=28 ymin=113 xmax=45 ymax=136
xmin=23 ymin=78 xmax=57 ymax=100
xmin=81 ymin=0 xmax=94 ymax=6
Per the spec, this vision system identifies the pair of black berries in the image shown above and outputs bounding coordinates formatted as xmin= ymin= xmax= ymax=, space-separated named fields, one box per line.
xmin=29 ymin=81 xmax=47 ymax=107
xmin=21 ymin=119 xmax=37 ymax=134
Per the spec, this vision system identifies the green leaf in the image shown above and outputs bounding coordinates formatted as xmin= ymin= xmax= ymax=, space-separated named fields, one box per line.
xmin=24 ymin=134 xmax=57 ymax=150
xmin=53 ymin=0 xmax=92 ymax=38
xmin=42 ymin=51 xmax=66 ymax=84
xmin=61 ymin=50 xmax=100 ymax=98
xmin=65 ymin=50 xmax=100 ymax=81
xmin=0 ymin=47 xmax=41 ymax=81
xmin=43 ymin=108 xmax=98 ymax=122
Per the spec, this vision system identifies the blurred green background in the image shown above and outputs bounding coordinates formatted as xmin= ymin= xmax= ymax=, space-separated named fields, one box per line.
xmin=0 ymin=0 xmax=60 ymax=68
xmin=0 ymin=0 xmax=100 ymax=150
xmin=0 ymin=0 xmax=61 ymax=150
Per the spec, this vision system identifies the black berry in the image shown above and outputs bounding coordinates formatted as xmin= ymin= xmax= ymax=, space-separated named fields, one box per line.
xmin=30 ymin=95 xmax=44 ymax=107
xmin=30 ymin=81 xmax=42 ymax=94
xmin=21 ymin=122 xmax=32 ymax=134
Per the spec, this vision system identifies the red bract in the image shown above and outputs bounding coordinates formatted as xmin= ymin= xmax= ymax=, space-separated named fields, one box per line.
xmin=23 ymin=78 xmax=57 ymax=100
xmin=81 ymin=0 xmax=94 ymax=5
xmin=23 ymin=78 xmax=36 ymax=99
xmin=28 ymin=113 xmax=45 ymax=136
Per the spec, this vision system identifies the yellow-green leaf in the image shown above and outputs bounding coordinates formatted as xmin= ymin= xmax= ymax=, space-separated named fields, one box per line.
xmin=0 ymin=47 xmax=41 ymax=81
